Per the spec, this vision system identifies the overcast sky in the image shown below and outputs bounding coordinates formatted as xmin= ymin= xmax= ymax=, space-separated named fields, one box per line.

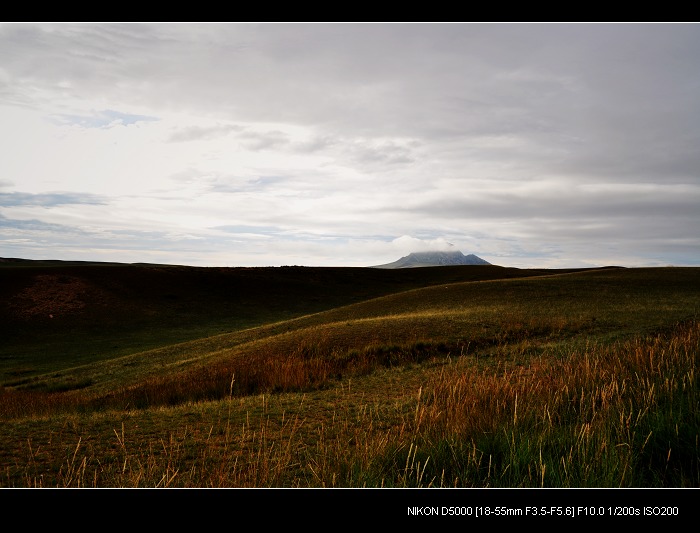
xmin=1 ymin=22 xmax=699 ymax=268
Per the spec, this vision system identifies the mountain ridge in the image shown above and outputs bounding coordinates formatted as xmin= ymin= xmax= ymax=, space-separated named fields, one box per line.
xmin=371 ymin=250 xmax=491 ymax=269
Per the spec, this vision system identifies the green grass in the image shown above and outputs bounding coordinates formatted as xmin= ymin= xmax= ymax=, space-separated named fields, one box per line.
xmin=0 ymin=262 xmax=559 ymax=379
xmin=0 ymin=263 xmax=698 ymax=487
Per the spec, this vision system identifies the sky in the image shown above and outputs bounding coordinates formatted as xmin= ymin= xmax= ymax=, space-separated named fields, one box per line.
xmin=1 ymin=22 xmax=700 ymax=269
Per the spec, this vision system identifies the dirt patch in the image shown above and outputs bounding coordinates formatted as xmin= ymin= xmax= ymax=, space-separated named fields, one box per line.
xmin=8 ymin=274 xmax=109 ymax=320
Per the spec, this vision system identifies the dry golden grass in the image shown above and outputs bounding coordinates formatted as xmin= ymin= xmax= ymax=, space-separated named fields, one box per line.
xmin=0 ymin=266 xmax=698 ymax=487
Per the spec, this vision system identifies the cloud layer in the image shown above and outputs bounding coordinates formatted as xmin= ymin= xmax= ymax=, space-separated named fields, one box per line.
xmin=1 ymin=23 xmax=699 ymax=267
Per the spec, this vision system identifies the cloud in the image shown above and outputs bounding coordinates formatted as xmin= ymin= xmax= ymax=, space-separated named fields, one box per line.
xmin=402 ymin=181 xmax=700 ymax=222
xmin=212 ymin=224 xmax=282 ymax=236
xmin=341 ymin=138 xmax=416 ymax=168
xmin=391 ymin=235 xmax=457 ymax=253
xmin=167 ymin=123 xmax=244 ymax=142
xmin=236 ymin=129 xmax=291 ymax=151
xmin=49 ymin=109 xmax=159 ymax=129
xmin=0 ymin=213 xmax=77 ymax=232
xmin=1 ymin=23 xmax=700 ymax=268
xmin=0 ymin=191 xmax=106 ymax=207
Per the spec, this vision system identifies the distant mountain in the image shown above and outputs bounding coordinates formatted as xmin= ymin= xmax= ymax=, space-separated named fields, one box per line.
xmin=371 ymin=251 xmax=491 ymax=269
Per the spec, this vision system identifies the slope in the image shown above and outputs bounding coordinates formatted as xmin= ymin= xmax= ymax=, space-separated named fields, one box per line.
xmin=0 ymin=260 xmax=578 ymax=383
xmin=8 ymin=266 xmax=699 ymax=403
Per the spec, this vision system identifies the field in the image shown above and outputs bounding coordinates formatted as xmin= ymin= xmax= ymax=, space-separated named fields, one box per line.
xmin=0 ymin=259 xmax=698 ymax=488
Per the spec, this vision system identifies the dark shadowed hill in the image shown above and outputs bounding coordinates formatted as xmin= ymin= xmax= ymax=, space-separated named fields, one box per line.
xmin=371 ymin=250 xmax=491 ymax=268
xmin=0 ymin=257 xmax=596 ymax=378
xmin=0 ymin=258 xmax=523 ymax=336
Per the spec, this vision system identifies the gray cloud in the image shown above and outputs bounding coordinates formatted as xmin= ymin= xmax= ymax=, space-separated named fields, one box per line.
xmin=213 ymin=224 xmax=283 ymax=235
xmin=342 ymin=139 xmax=416 ymax=168
xmin=0 ymin=213 xmax=213 ymax=255
xmin=0 ymin=191 xmax=107 ymax=207
xmin=1 ymin=23 xmax=699 ymax=267
xmin=49 ymin=109 xmax=159 ymax=128
xmin=167 ymin=168 xmax=288 ymax=193
xmin=209 ymin=175 xmax=288 ymax=193
xmin=167 ymin=124 xmax=244 ymax=142
xmin=401 ymin=183 xmax=700 ymax=221
xmin=236 ymin=129 xmax=291 ymax=151
xmin=0 ymin=214 xmax=77 ymax=232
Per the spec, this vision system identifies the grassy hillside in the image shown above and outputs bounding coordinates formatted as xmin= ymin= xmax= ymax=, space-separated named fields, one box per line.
xmin=0 ymin=262 xmax=698 ymax=488
xmin=0 ymin=259 xmax=576 ymax=381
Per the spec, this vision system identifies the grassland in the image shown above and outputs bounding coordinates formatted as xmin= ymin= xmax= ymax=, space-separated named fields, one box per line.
xmin=0 ymin=260 xmax=698 ymax=488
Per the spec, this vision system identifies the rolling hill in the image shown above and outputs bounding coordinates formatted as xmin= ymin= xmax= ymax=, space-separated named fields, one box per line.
xmin=0 ymin=257 xmax=579 ymax=382
xmin=0 ymin=257 xmax=698 ymax=489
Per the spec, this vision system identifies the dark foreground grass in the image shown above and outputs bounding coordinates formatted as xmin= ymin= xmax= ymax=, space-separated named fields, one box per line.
xmin=0 ymin=266 xmax=698 ymax=487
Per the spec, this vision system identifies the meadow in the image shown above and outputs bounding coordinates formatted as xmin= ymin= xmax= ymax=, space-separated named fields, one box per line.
xmin=0 ymin=260 xmax=698 ymax=488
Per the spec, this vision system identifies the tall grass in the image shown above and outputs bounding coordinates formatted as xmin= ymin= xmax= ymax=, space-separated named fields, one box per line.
xmin=401 ymin=320 xmax=699 ymax=487
xmin=2 ymin=267 xmax=698 ymax=487
xmin=1 ymin=318 xmax=697 ymax=487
